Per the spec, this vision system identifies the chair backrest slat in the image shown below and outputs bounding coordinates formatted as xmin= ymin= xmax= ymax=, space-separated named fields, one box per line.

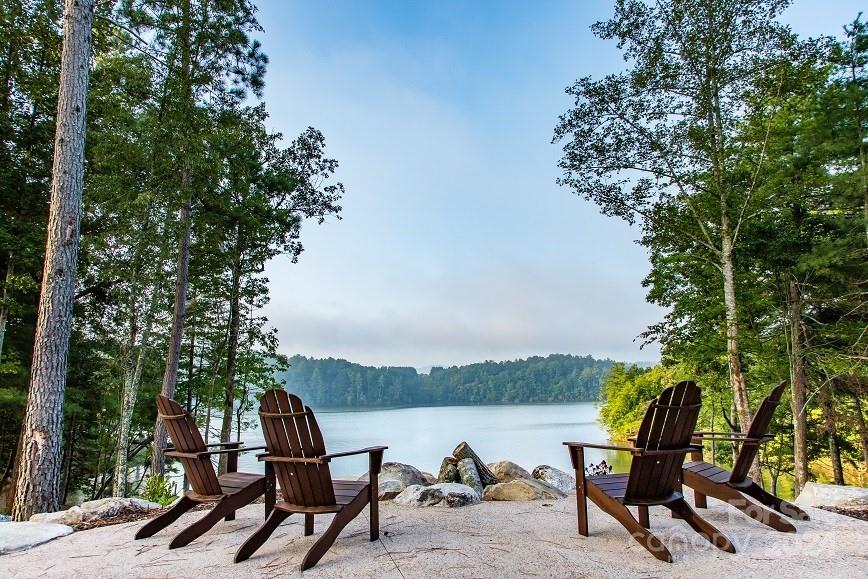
xmin=729 ymin=381 xmax=786 ymax=484
xmin=156 ymin=395 xmax=222 ymax=496
xmin=259 ymin=390 xmax=336 ymax=507
xmin=625 ymin=381 xmax=701 ymax=502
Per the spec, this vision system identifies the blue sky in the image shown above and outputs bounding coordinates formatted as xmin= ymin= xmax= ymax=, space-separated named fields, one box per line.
xmin=254 ymin=0 xmax=865 ymax=369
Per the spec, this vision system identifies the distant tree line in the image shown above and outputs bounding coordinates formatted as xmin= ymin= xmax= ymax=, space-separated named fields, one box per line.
xmin=280 ymin=354 xmax=614 ymax=407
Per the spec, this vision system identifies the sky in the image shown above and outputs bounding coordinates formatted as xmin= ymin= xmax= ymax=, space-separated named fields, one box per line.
xmin=253 ymin=0 xmax=864 ymax=370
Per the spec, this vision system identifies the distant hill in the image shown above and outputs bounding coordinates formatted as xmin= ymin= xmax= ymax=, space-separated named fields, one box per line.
xmin=277 ymin=354 xmax=615 ymax=408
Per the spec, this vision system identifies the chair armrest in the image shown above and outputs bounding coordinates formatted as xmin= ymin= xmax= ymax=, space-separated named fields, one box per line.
xmin=643 ymin=445 xmax=702 ymax=456
xmin=320 ymin=446 xmax=388 ymax=462
xmin=563 ymin=441 xmax=641 ymax=453
xmin=260 ymin=455 xmax=327 ymax=464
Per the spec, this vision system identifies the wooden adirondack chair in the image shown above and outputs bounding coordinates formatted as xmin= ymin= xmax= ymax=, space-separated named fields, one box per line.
xmin=234 ymin=390 xmax=387 ymax=571
xmin=134 ymin=395 xmax=273 ymax=548
xmin=682 ymin=381 xmax=810 ymax=532
xmin=564 ymin=381 xmax=735 ymax=563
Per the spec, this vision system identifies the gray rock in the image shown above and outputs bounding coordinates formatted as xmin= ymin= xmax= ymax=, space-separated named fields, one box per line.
xmin=421 ymin=471 xmax=437 ymax=485
xmin=30 ymin=506 xmax=85 ymax=526
xmin=393 ymin=483 xmax=480 ymax=508
xmin=378 ymin=479 xmax=405 ymax=500
xmin=0 ymin=522 xmax=73 ymax=554
xmin=0 ymin=515 xmax=12 ymax=522
xmin=482 ymin=478 xmax=567 ymax=501
xmin=80 ymin=497 xmax=161 ymax=519
xmin=532 ymin=465 xmax=576 ymax=492
xmin=457 ymin=458 xmax=483 ymax=495
xmin=795 ymin=482 xmax=868 ymax=509
xmin=360 ymin=462 xmax=427 ymax=487
xmin=437 ymin=457 xmax=459 ymax=483
xmin=487 ymin=460 xmax=533 ymax=483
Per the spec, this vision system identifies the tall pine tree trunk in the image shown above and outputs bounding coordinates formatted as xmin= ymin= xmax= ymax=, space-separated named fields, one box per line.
xmin=787 ymin=279 xmax=810 ymax=494
xmin=151 ymin=0 xmax=193 ymax=475
xmin=151 ymin=196 xmax=191 ymax=475
xmin=12 ymin=0 xmax=94 ymax=520
xmin=218 ymin=229 xmax=243 ymax=474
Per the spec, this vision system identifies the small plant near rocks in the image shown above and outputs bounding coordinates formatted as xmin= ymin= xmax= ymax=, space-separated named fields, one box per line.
xmin=140 ymin=474 xmax=178 ymax=507
xmin=585 ymin=460 xmax=612 ymax=477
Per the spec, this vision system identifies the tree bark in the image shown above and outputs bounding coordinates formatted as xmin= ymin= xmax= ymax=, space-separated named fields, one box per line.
xmin=720 ymin=222 xmax=759 ymax=482
xmin=12 ymin=0 xmax=94 ymax=520
xmin=151 ymin=197 xmax=191 ymax=475
xmin=113 ymin=286 xmax=158 ymax=496
xmin=787 ymin=279 xmax=810 ymax=494
xmin=218 ymin=228 xmax=243 ymax=474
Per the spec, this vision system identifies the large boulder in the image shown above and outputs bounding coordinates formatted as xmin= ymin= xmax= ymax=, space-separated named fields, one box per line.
xmin=421 ymin=471 xmax=438 ymax=485
xmin=482 ymin=478 xmax=567 ymax=501
xmin=378 ymin=479 xmax=405 ymax=500
xmin=30 ymin=506 xmax=85 ymax=526
xmin=0 ymin=522 xmax=73 ymax=554
xmin=487 ymin=460 xmax=532 ymax=483
xmin=437 ymin=457 xmax=459 ymax=483
xmin=795 ymin=482 xmax=868 ymax=509
xmin=393 ymin=483 xmax=480 ymax=508
xmin=80 ymin=497 xmax=161 ymax=519
xmin=457 ymin=458 xmax=483 ymax=495
xmin=360 ymin=462 xmax=427 ymax=487
xmin=30 ymin=497 xmax=161 ymax=526
xmin=532 ymin=465 xmax=576 ymax=492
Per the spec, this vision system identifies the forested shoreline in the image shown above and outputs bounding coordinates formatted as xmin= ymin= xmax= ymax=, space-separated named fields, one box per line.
xmin=280 ymin=354 xmax=614 ymax=408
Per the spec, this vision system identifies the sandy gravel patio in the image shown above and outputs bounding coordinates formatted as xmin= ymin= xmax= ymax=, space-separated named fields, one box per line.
xmin=1 ymin=492 xmax=865 ymax=578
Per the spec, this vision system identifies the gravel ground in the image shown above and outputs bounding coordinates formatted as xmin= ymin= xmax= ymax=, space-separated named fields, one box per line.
xmin=1 ymin=491 xmax=866 ymax=578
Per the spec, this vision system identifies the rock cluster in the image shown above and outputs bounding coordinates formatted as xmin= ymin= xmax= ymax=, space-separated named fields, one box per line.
xmin=377 ymin=443 xmax=573 ymax=507
xmin=29 ymin=497 xmax=162 ymax=526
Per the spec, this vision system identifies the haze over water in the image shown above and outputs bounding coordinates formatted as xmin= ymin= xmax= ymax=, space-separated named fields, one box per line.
xmin=223 ymin=402 xmax=628 ymax=479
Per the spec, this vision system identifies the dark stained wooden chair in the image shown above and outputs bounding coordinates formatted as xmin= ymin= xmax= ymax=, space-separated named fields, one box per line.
xmin=134 ymin=395 xmax=273 ymax=548
xmin=683 ymin=381 xmax=810 ymax=532
xmin=234 ymin=389 xmax=387 ymax=571
xmin=564 ymin=381 xmax=735 ymax=563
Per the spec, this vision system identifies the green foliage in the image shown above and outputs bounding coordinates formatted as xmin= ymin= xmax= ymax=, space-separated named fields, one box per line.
xmin=139 ymin=474 xmax=178 ymax=507
xmin=281 ymin=354 xmax=614 ymax=408
xmin=598 ymin=364 xmax=695 ymax=439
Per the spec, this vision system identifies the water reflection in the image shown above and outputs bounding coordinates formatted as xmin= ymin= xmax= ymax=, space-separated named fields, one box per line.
xmin=193 ymin=402 xmax=631 ymax=479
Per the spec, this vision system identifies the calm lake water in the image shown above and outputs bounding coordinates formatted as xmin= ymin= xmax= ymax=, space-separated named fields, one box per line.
xmin=220 ymin=402 xmax=629 ymax=479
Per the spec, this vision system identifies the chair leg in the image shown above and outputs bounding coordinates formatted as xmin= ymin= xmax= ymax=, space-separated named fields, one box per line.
xmin=234 ymin=509 xmax=291 ymax=563
xmin=741 ymin=481 xmax=810 ymax=521
xmin=586 ymin=486 xmax=671 ymax=562
xmin=667 ymin=498 xmax=735 ymax=553
xmin=637 ymin=506 xmax=650 ymax=528
xmin=305 ymin=513 xmax=314 ymax=536
xmin=369 ymin=482 xmax=379 ymax=541
xmin=301 ymin=493 xmax=368 ymax=571
xmin=693 ymin=489 xmax=708 ymax=509
xmin=135 ymin=496 xmax=196 ymax=540
xmin=170 ymin=500 xmax=232 ymax=549
xmin=714 ymin=481 xmax=796 ymax=532
xmin=574 ymin=470 xmax=589 ymax=537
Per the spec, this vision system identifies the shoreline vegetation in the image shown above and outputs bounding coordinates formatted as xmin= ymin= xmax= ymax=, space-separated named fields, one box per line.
xmin=279 ymin=353 xmax=616 ymax=408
